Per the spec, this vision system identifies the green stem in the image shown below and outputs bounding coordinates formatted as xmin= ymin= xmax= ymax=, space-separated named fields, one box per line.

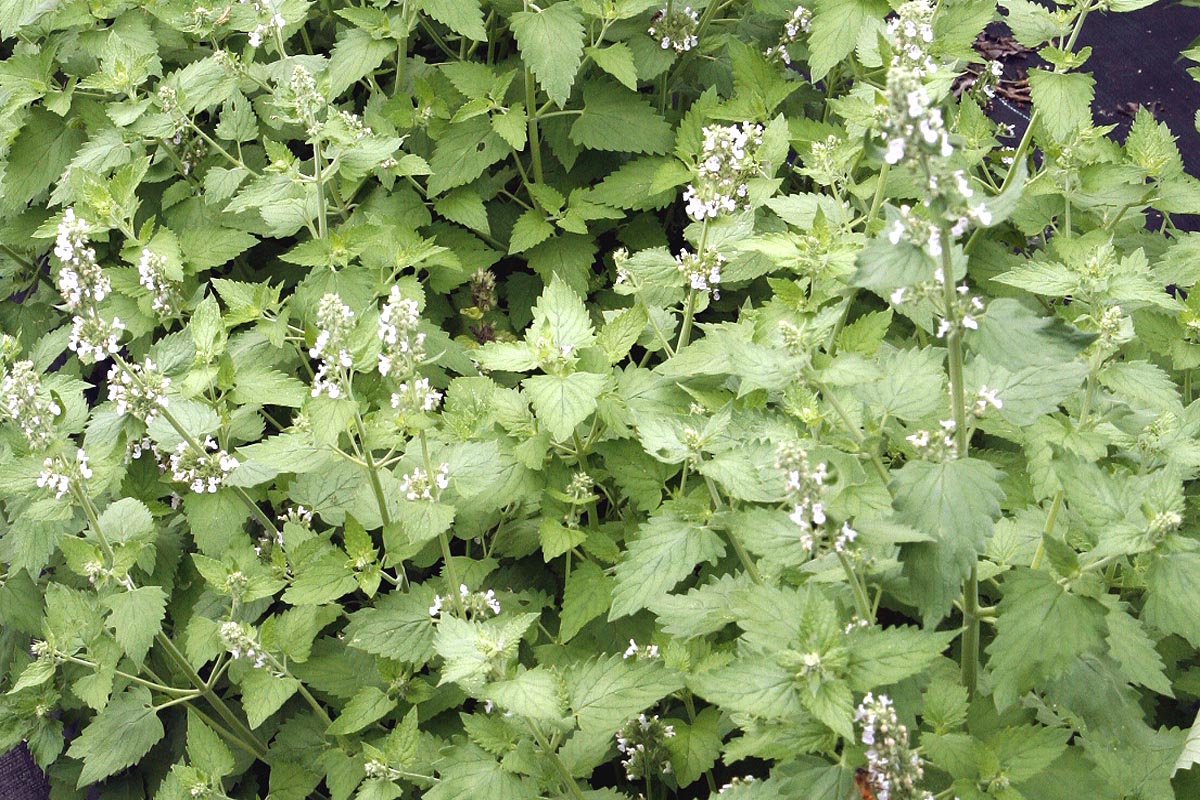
xmin=939 ymin=226 xmax=976 ymax=696
xmin=866 ymin=160 xmax=890 ymax=225
xmin=312 ymin=137 xmax=328 ymax=240
xmin=524 ymin=68 xmax=544 ymax=183
xmin=704 ymin=476 xmax=763 ymax=585
xmin=837 ymin=551 xmax=872 ymax=621
xmin=676 ymin=288 xmax=697 ymax=352
xmin=527 ymin=721 xmax=587 ymax=800
xmin=1029 ymin=490 xmax=1063 ymax=571
xmin=816 ymin=382 xmax=891 ymax=488
xmin=354 ymin=411 xmax=393 ymax=528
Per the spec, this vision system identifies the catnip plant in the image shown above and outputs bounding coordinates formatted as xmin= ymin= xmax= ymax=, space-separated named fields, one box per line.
xmin=0 ymin=0 xmax=1198 ymax=798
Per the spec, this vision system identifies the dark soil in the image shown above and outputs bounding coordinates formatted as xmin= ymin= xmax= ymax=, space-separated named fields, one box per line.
xmin=980 ymin=1 xmax=1200 ymax=177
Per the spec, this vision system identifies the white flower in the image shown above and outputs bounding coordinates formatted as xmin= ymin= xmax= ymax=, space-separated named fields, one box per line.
xmin=377 ymin=286 xmax=426 ymax=378
xmin=137 ymin=248 xmax=177 ymax=316
xmin=108 ymin=359 xmax=170 ymax=423
xmin=400 ymin=463 xmax=449 ymax=502
xmin=169 ymin=436 xmax=239 ymax=493
xmin=0 ymin=361 xmax=62 ymax=448
xmin=649 ymin=5 xmax=699 ymax=53
xmin=68 ymin=310 xmax=124 ymax=364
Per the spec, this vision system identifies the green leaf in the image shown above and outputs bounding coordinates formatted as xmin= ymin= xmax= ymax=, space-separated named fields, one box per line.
xmin=533 ymin=275 xmax=595 ymax=350
xmin=102 ymin=586 xmax=167 ymax=668
xmin=596 ymin=305 xmax=648 ymax=364
xmin=97 ymin=497 xmax=155 ymax=546
xmin=539 ymin=518 xmax=587 ymax=561
xmin=987 ymin=569 xmax=1108 ymax=709
xmin=343 ymin=588 xmax=436 ymax=665
xmin=435 ymin=188 xmax=491 ymax=236
xmin=427 ymin=745 xmax=536 ymax=800
xmin=524 ymin=372 xmax=607 ymax=441
xmin=3 ymin=109 xmax=85 ymax=213
xmin=588 ymin=43 xmax=638 ymax=90
xmin=609 ymin=508 xmax=725 ymax=619
xmin=483 ymin=667 xmax=565 ymax=720
xmin=9 ymin=656 xmax=55 ymax=694
xmin=665 ymin=707 xmax=723 ymax=787
xmin=509 ymin=208 xmax=555 ymax=254
xmin=688 ymin=657 xmax=802 ymax=718
xmin=327 ymin=29 xmax=393 ymax=97
xmin=187 ymin=711 xmax=233 ymax=778
xmin=492 ymin=104 xmax=528 ymax=149
xmin=852 ymin=224 xmax=937 ymax=293
xmin=570 ymin=81 xmax=673 ymax=154
xmin=963 ymin=356 xmax=1088 ymax=427
xmin=67 ymin=687 xmax=164 ymax=787
xmin=240 ymin=668 xmax=300 ymax=729
xmin=428 ymin=117 xmax=509 ymax=195
xmin=1000 ymin=0 xmax=1065 ymax=47
xmin=893 ymin=458 xmax=1004 ymax=623
xmin=420 ymin=0 xmax=488 ymax=41
xmin=327 ymin=687 xmax=397 ymax=735
xmin=808 ymin=0 xmax=888 ymax=82
xmin=1178 ymin=709 xmax=1200 ymax=776
xmin=282 ymin=551 xmax=359 ymax=606
xmin=509 ymin=2 xmax=585 ymax=107
xmin=1143 ymin=548 xmax=1200 ymax=647
xmin=586 ymin=156 xmax=688 ymax=211
xmin=1028 ymin=68 xmax=1095 ymax=141
xmin=1106 ymin=607 xmax=1173 ymax=696
xmin=560 ymin=560 xmax=612 ymax=642
xmin=568 ymin=655 xmax=684 ymax=734
xmin=846 ymin=627 xmax=956 ymax=689
xmin=971 ymin=298 xmax=1094 ymax=371
xmin=983 ymin=725 xmax=1069 ymax=784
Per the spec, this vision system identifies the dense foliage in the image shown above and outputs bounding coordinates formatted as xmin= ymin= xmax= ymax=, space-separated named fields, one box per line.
xmin=1 ymin=0 xmax=1199 ymax=797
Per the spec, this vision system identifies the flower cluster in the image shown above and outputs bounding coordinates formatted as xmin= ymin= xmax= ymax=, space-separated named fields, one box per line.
xmin=928 ymin=169 xmax=993 ymax=232
xmin=0 ymin=360 xmax=61 ymax=449
xmin=765 ymin=5 xmax=812 ymax=64
xmin=278 ymin=505 xmax=314 ymax=527
xmin=776 ymin=443 xmax=858 ymax=553
xmin=287 ymin=64 xmax=326 ymax=134
xmin=934 ymin=288 xmax=984 ymax=338
xmin=55 ymin=209 xmax=124 ymax=364
xmin=399 ymin=463 xmax=450 ymax=501
xmin=240 ymin=0 xmax=286 ymax=47
xmin=68 ymin=310 xmax=125 ymax=364
xmin=429 ymin=584 xmax=502 ymax=618
xmin=218 ymin=621 xmax=271 ymax=670
xmin=623 ymin=639 xmax=660 ymax=660
xmin=854 ymin=693 xmax=934 ymax=800
xmin=718 ymin=776 xmax=758 ymax=793
xmin=777 ymin=442 xmax=827 ymax=530
xmin=137 ymin=248 xmax=177 ymax=317
xmin=615 ymin=714 xmax=675 ymax=781
xmin=55 ymin=210 xmax=108 ymax=309
xmin=108 ymin=360 xmax=170 ymax=423
xmin=675 ymin=248 xmax=724 ymax=298
xmin=886 ymin=204 xmax=945 ymax=258
xmin=310 ymin=293 xmax=356 ymax=399
xmin=683 ymin=122 xmax=765 ymax=221
xmin=648 ymin=5 xmax=699 ymax=53
xmin=905 ymin=419 xmax=958 ymax=461
xmin=390 ymin=376 xmax=442 ymax=412
xmin=882 ymin=67 xmax=951 ymax=167
xmin=886 ymin=0 xmax=937 ymax=76
xmin=169 ymin=436 xmax=239 ymax=493
xmin=378 ymin=287 xmax=427 ymax=377
xmin=37 ymin=449 xmax=91 ymax=500
xmin=972 ymin=385 xmax=1003 ymax=417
